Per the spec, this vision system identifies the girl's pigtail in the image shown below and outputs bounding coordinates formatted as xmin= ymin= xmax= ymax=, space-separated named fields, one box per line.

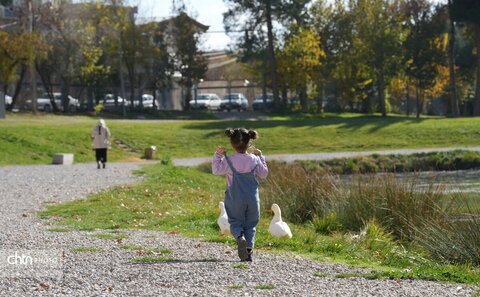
xmin=225 ymin=128 xmax=234 ymax=137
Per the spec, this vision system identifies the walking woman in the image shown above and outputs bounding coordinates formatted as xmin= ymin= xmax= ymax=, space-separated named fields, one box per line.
xmin=91 ymin=119 xmax=111 ymax=169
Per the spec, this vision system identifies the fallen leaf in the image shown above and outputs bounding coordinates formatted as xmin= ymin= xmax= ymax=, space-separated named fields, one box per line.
xmin=39 ymin=283 xmax=49 ymax=290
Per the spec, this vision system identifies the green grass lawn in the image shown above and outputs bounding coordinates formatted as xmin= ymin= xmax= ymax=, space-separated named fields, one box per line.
xmin=39 ymin=162 xmax=480 ymax=285
xmin=1 ymin=113 xmax=480 ymax=165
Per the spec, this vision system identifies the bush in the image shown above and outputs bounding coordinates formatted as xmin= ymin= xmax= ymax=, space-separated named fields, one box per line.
xmin=262 ymin=161 xmax=480 ymax=264
xmin=94 ymin=103 xmax=104 ymax=115
xmin=359 ymin=218 xmax=395 ymax=252
xmin=313 ymin=212 xmax=342 ymax=235
xmin=295 ymin=150 xmax=480 ymax=174
xmin=261 ymin=162 xmax=340 ymax=223
xmin=412 ymin=202 xmax=480 ymax=265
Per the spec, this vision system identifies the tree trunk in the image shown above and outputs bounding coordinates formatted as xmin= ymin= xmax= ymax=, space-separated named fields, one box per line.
xmin=281 ymin=87 xmax=288 ymax=109
xmin=8 ymin=66 xmax=26 ymax=111
xmin=300 ymin=86 xmax=308 ymax=113
xmin=61 ymin=79 xmax=70 ymax=113
xmin=316 ymin=82 xmax=324 ymax=114
xmin=448 ymin=7 xmax=460 ymax=117
xmin=378 ymin=73 xmax=386 ymax=117
xmin=416 ymin=85 xmax=421 ymax=119
xmin=265 ymin=0 xmax=280 ymax=110
xmin=405 ymin=83 xmax=410 ymax=116
xmin=473 ymin=24 xmax=480 ymax=116
xmin=184 ymin=79 xmax=193 ymax=111
xmin=262 ymin=60 xmax=268 ymax=108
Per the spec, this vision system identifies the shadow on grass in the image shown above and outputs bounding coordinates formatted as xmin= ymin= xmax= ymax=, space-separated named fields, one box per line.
xmin=184 ymin=113 xmax=432 ymax=133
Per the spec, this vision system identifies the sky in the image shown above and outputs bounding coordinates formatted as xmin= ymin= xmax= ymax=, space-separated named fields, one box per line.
xmin=133 ymin=0 xmax=447 ymax=52
xmin=134 ymin=0 xmax=232 ymax=51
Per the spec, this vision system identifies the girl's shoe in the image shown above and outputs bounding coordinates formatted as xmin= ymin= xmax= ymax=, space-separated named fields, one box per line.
xmin=242 ymin=248 xmax=253 ymax=262
xmin=236 ymin=235 xmax=248 ymax=261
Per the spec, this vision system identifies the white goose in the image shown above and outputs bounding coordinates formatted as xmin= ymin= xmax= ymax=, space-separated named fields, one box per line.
xmin=217 ymin=201 xmax=231 ymax=236
xmin=268 ymin=203 xmax=293 ymax=239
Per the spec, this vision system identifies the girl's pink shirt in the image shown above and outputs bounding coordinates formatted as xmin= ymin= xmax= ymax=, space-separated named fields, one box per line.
xmin=212 ymin=152 xmax=268 ymax=186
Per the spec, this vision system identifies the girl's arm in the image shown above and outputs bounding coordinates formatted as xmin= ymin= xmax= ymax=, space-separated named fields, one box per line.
xmin=256 ymin=155 xmax=268 ymax=178
xmin=212 ymin=151 xmax=229 ymax=175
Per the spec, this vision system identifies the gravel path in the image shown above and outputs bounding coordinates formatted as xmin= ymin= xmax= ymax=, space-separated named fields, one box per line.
xmin=0 ymin=162 xmax=477 ymax=296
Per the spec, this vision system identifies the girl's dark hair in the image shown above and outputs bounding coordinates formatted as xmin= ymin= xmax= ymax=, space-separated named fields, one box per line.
xmin=225 ymin=128 xmax=258 ymax=152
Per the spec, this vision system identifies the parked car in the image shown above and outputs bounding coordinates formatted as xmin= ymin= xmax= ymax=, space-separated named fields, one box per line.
xmin=102 ymin=94 xmax=129 ymax=110
xmin=189 ymin=93 xmax=222 ymax=110
xmin=25 ymin=92 xmax=80 ymax=112
xmin=219 ymin=93 xmax=248 ymax=111
xmin=252 ymin=93 xmax=274 ymax=111
xmin=133 ymin=94 xmax=157 ymax=109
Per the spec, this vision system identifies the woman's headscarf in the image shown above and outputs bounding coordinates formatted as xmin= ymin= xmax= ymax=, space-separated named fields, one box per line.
xmin=98 ymin=119 xmax=106 ymax=134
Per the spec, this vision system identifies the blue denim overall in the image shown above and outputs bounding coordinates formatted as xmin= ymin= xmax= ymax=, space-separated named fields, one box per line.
xmin=224 ymin=155 xmax=260 ymax=248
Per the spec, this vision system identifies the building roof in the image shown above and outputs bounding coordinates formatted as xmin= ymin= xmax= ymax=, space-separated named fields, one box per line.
xmin=138 ymin=12 xmax=209 ymax=32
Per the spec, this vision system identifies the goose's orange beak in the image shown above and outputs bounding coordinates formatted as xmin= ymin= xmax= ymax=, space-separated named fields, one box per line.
xmin=267 ymin=208 xmax=273 ymax=214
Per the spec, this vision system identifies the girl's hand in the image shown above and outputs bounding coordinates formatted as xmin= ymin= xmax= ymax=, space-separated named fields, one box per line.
xmin=253 ymin=148 xmax=262 ymax=156
xmin=216 ymin=146 xmax=226 ymax=155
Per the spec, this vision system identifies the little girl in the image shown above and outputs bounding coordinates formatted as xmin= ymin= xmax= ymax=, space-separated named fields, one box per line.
xmin=212 ymin=128 xmax=268 ymax=262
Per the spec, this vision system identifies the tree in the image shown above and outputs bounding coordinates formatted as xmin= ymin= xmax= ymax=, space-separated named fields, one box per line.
xmin=170 ymin=11 xmax=208 ymax=111
xmin=0 ymin=31 xmax=49 ymax=110
xmin=354 ymin=0 xmax=406 ymax=117
xmin=224 ymin=0 xmax=311 ymax=110
xmin=449 ymin=0 xmax=480 ymax=115
xmin=34 ymin=2 xmax=92 ymax=112
xmin=446 ymin=0 xmax=460 ymax=116
xmin=142 ymin=23 xmax=173 ymax=110
xmin=310 ymin=0 xmax=367 ymax=113
xmin=402 ymin=0 xmax=445 ymax=118
xmin=277 ymin=28 xmax=324 ymax=112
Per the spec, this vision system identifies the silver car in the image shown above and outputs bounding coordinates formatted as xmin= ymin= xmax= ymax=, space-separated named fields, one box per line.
xmin=25 ymin=92 xmax=80 ymax=112
xmin=133 ymin=94 xmax=157 ymax=109
xmin=219 ymin=93 xmax=248 ymax=111
xmin=189 ymin=93 xmax=222 ymax=110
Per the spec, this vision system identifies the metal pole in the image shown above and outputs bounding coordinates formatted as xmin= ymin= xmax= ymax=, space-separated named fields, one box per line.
xmin=29 ymin=0 xmax=37 ymax=114
xmin=193 ymin=84 xmax=197 ymax=109
xmin=0 ymin=90 xmax=5 ymax=119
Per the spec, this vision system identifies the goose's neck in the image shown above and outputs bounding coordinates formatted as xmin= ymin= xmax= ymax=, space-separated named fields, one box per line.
xmin=220 ymin=207 xmax=226 ymax=216
xmin=273 ymin=210 xmax=282 ymax=222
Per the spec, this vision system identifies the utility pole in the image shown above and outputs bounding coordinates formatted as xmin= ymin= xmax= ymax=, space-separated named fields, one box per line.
xmin=28 ymin=0 xmax=37 ymax=114
xmin=0 ymin=89 xmax=5 ymax=119
xmin=447 ymin=0 xmax=460 ymax=117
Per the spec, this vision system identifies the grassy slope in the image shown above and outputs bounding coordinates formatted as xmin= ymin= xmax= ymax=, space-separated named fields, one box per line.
xmin=1 ymin=113 xmax=480 ymax=165
xmin=40 ymin=162 xmax=480 ymax=285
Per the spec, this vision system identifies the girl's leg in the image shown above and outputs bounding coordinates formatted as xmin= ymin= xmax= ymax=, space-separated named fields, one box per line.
xmin=224 ymin=192 xmax=249 ymax=261
xmin=244 ymin=198 xmax=260 ymax=249
xmin=224 ymin=194 xmax=245 ymax=239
